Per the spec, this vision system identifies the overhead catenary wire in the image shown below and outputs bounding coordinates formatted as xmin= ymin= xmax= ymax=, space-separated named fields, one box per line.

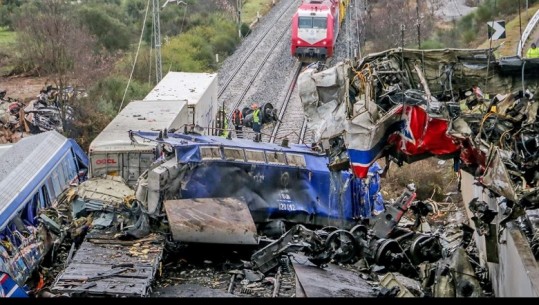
xmin=119 ymin=0 xmax=151 ymax=113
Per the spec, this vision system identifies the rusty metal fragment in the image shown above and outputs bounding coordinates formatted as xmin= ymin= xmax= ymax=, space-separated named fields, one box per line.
xmin=164 ymin=197 xmax=259 ymax=245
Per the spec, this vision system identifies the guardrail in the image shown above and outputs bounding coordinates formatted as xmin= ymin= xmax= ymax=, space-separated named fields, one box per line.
xmin=517 ymin=8 xmax=539 ymax=57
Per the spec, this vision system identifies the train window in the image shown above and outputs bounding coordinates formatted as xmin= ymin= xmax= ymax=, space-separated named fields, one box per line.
xmin=245 ymin=149 xmax=266 ymax=163
xmin=200 ymin=147 xmax=222 ymax=160
xmin=49 ymin=172 xmax=61 ymax=197
xmin=266 ymin=151 xmax=286 ymax=165
xmin=56 ymin=166 xmax=66 ymax=190
xmin=22 ymin=193 xmax=40 ymax=225
xmin=66 ymin=155 xmax=77 ymax=179
xmin=286 ymin=153 xmax=307 ymax=168
xmin=60 ymin=158 xmax=70 ymax=184
xmin=40 ymin=185 xmax=51 ymax=207
xmin=312 ymin=17 xmax=327 ymax=29
xmin=223 ymin=148 xmax=245 ymax=162
xmin=298 ymin=17 xmax=313 ymax=28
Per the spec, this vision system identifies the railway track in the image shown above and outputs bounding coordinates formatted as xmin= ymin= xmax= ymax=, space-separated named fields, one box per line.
xmin=269 ymin=62 xmax=303 ymax=144
xmin=267 ymin=62 xmax=313 ymax=146
xmin=217 ymin=0 xmax=299 ymax=121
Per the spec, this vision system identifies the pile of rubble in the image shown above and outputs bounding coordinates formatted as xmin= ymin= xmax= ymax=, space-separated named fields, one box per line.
xmin=0 ymin=85 xmax=78 ymax=143
xmin=33 ymin=177 xmax=491 ymax=298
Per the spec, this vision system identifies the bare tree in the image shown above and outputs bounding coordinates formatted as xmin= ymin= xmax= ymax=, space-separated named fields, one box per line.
xmin=364 ymin=0 xmax=443 ymax=52
xmin=13 ymin=0 xmax=115 ymax=137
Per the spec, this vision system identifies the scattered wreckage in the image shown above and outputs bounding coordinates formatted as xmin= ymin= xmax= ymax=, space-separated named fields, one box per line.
xmin=31 ymin=126 xmax=485 ymax=297
xmin=0 ymin=130 xmax=89 ymax=298
xmin=298 ymin=47 xmax=539 ymax=234
xmin=295 ymin=48 xmax=539 ymax=296
xmin=34 ymin=172 xmax=486 ymax=298
xmin=0 ymin=86 xmax=78 ymax=143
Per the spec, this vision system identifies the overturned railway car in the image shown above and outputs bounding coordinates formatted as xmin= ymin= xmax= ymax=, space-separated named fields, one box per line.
xmin=133 ymin=130 xmax=384 ymax=241
xmin=0 ymin=131 xmax=88 ymax=297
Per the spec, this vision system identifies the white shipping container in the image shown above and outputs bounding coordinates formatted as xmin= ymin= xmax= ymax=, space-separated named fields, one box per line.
xmin=144 ymin=71 xmax=218 ymax=134
xmin=89 ymin=99 xmax=189 ymax=186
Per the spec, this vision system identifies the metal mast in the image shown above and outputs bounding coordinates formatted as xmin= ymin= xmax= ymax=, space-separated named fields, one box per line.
xmin=152 ymin=0 xmax=162 ymax=83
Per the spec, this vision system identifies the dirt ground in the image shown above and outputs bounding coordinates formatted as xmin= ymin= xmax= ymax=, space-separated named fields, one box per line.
xmin=0 ymin=76 xmax=51 ymax=103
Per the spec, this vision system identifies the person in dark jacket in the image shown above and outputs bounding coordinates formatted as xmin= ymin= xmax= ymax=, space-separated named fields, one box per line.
xmin=232 ymin=108 xmax=244 ymax=138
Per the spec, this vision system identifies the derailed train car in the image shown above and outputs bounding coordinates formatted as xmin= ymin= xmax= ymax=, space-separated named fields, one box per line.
xmin=133 ymin=130 xmax=384 ymax=242
xmin=0 ymin=131 xmax=88 ymax=297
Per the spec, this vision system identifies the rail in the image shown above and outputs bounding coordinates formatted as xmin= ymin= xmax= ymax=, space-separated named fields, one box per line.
xmin=517 ymin=8 xmax=539 ymax=57
xmin=269 ymin=63 xmax=303 ymax=144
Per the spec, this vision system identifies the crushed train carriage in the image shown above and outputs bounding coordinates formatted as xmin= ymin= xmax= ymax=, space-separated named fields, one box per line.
xmin=0 ymin=130 xmax=88 ymax=297
xmin=132 ymin=130 xmax=385 ymax=242
xmin=297 ymin=48 xmax=539 ymax=296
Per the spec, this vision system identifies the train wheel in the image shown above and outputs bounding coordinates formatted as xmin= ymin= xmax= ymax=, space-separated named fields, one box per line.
xmin=325 ymin=229 xmax=358 ymax=264
xmin=261 ymin=103 xmax=274 ymax=123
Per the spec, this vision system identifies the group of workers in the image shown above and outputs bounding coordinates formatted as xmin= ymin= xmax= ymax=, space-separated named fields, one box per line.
xmin=229 ymin=103 xmax=262 ymax=142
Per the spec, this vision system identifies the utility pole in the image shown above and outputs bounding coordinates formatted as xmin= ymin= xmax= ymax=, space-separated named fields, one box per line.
xmin=416 ymin=0 xmax=421 ymax=49
xmin=400 ymin=24 xmax=405 ymax=70
xmin=237 ymin=0 xmax=242 ymax=38
xmin=152 ymin=0 xmax=162 ymax=84
xmin=519 ymin=0 xmax=523 ymax=53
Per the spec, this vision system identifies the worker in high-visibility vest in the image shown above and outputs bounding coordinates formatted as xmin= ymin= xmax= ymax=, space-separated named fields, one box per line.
xmin=527 ymin=43 xmax=539 ymax=58
xmin=221 ymin=117 xmax=230 ymax=139
xmin=251 ymin=103 xmax=261 ymax=142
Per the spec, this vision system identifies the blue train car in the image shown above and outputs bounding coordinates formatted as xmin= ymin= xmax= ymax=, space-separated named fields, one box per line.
xmin=0 ymin=131 xmax=88 ymax=297
xmin=133 ymin=130 xmax=383 ymax=231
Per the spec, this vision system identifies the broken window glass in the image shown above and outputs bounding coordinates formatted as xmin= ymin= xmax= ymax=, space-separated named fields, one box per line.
xmin=200 ymin=146 xmax=222 ymax=160
xmin=245 ymin=149 xmax=266 ymax=163
xmin=267 ymin=151 xmax=286 ymax=165
xmin=223 ymin=148 xmax=245 ymax=162
xmin=286 ymin=153 xmax=307 ymax=168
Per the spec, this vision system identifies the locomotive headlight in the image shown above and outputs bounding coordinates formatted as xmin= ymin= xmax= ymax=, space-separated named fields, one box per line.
xmin=297 ymin=40 xmax=301 ymax=45
xmin=322 ymin=41 xmax=326 ymax=45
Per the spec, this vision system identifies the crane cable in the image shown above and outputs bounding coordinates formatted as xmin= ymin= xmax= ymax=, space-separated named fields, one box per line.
xmin=119 ymin=0 xmax=151 ymax=113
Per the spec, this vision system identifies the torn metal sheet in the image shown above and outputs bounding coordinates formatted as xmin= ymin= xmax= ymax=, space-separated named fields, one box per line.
xmin=75 ymin=175 xmax=135 ymax=206
xmin=480 ymin=146 xmax=518 ymax=202
xmin=433 ymin=248 xmax=483 ymax=297
xmin=290 ymin=253 xmax=376 ymax=297
xmin=164 ymin=198 xmax=259 ymax=245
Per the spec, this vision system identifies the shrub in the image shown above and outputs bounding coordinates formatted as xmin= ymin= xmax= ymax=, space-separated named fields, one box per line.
xmin=380 ymin=158 xmax=457 ymax=202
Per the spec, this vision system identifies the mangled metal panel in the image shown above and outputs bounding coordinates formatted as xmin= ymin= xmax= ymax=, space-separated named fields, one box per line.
xmin=480 ymin=147 xmax=518 ymax=202
xmin=23 ymin=100 xmax=65 ymax=134
xmin=299 ymin=47 xmax=539 ymax=214
xmin=163 ymin=198 xmax=258 ymax=245
xmin=298 ymin=62 xmax=349 ymax=142
xmin=75 ymin=175 xmax=135 ymax=206
xmin=51 ymin=233 xmax=164 ymax=297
